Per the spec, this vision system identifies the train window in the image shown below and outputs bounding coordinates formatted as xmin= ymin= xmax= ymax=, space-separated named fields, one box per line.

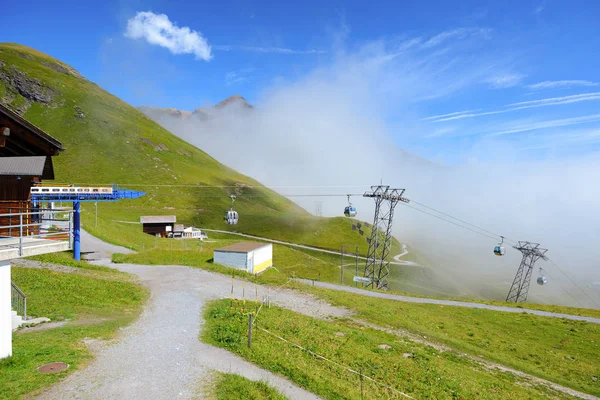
xmin=31 ymin=188 xmax=39 ymax=192
xmin=84 ymin=189 xmax=90 ymax=192
xmin=93 ymin=189 xmax=99 ymax=192
xmin=77 ymin=188 xmax=83 ymax=192
xmin=42 ymin=189 xmax=49 ymax=192
xmin=69 ymin=189 xmax=75 ymax=192
xmin=62 ymin=188 xmax=69 ymax=192
xmin=52 ymin=188 xmax=60 ymax=192
xmin=102 ymin=189 xmax=108 ymax=192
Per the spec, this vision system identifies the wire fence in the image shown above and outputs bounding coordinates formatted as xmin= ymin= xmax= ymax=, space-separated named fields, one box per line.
xmin=225 ymin=287 xmax=416 ymax=400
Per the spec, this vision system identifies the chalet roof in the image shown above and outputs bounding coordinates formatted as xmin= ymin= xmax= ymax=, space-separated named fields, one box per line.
xmin=0 ymin=156 xmax=54 ymax=179
xmin=0 ymin=103 xmax=64 ymax=157
xmin=140 ymin=215 xmax=176 ymax=224
xmin=215 ymin=242 xmax=270 ymax=253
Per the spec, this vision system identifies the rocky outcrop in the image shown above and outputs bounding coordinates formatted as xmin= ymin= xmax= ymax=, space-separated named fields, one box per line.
xmin=0 ymin=64 xmax=57 ymax=113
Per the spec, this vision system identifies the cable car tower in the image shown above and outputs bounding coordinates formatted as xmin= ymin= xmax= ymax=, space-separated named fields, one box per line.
xmin=362 ymin=185 xmax=409 ymax=289
xmin=506 ymin=241 xmax=548 ymax=303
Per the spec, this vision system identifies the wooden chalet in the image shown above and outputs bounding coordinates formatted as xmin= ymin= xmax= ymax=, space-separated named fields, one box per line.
xmin=140 ymin=215 xmax=176 ymax=238
xmin=0 ymin=103 xmax=64 ymax=236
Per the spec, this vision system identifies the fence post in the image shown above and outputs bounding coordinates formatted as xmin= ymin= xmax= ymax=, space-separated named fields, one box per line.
xmin=68 ymin=210 xmax=73 ymax=250
xmin=248 ymin=313 xmax=253 ymax=348
xmin=355 ymin=245 xmax=359 ymax=287
xmin=341 ymin=245 xmax=345 ymax=284
xmin=360 ymin=367 xmax=364 ymax=400
xmin=19 ymin=213 xmax=23 ymax=256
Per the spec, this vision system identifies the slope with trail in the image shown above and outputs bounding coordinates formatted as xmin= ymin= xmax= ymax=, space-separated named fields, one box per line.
xmin=0 ymin=42 xmax=381 ymax=255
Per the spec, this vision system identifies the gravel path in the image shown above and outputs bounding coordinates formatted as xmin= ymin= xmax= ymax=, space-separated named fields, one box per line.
xmin=37 ymin=261 xmax=347 ymax=400
xmin=80 ymin=229 xmax=133 ymax=260
xmin=295 ymin=279 xmax=600 ymax=324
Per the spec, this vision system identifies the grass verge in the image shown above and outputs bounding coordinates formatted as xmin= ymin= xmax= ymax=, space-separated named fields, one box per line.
xmin=206 ymin=372 xmax=287 ymax=400
xmin=202 ymin=299 xmax=575 ymax=399
xmin=301 ymin=286 xmax=600 ymax=397
xmin=0 ymin=266 xmax=148 ymax=399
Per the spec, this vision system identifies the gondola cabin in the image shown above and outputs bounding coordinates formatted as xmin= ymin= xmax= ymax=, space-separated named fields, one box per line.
xmin=344 ymin=206 xmax=357 ymax=218
xmin=225 ymin=210 xmax=239 ymax=225
xmin=537 ymin=276 xmax=548 ymax=285
xmin=493 ymin=245 xmax=505 ymax=256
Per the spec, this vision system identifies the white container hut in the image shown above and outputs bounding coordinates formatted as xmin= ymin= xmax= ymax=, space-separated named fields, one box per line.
xmin=213 ymin=242 xmax=272 ymax=274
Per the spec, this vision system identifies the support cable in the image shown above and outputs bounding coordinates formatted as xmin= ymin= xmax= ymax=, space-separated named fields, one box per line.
xmin=547 ymin=259 xmax=600 ymax=308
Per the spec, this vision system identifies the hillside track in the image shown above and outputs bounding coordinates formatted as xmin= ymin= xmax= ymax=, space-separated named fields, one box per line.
xmin=294 ymin=279 xmax=600 ymax=324
xmin=36 ymin=233 xmax=338 ymax=399
xmin=200 ymin=228 xmax=420 ymax=266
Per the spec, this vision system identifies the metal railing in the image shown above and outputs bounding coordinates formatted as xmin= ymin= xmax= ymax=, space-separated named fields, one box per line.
xmin=11 ymin=281 xmax=26 ymax=320
xmin=0 ymin=209 xmax=74 ymax=257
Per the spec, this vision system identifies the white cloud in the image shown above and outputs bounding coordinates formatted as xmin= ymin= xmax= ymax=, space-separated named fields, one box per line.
xmin=214 ymin=45 xmax=325 ymax=55
xmin=509 ymin=92 xmax=600 ymax=107
xmin=124 ymin=11 xmax=212 ymax=61
xmin=534 ymin=1 xmax=547 ymax=14
xmin=527 ymin=80 xmax=599 ymax=90
xmin=426 ymin=92 xmax=600 ymax=123
xmin=488 ymin=114 xmax=600 ymax=136
xmin=422 ymin=28 xmax=491 ymax=48
xmin=225 ymin=68 xmax=254 ymax=86
xmin=421 ymin=109 xmax=481 ymax=121
xmin=486 ymin=73 xmax=526 ymax=88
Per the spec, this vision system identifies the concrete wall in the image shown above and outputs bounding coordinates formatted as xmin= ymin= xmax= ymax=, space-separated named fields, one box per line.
xmin=0 ymin=260 xmax=11 ymax=359
xmin=250 ymin=245 xmax=272 ymax=274
xmin=214 ymin=251 xmax=247 ymax=271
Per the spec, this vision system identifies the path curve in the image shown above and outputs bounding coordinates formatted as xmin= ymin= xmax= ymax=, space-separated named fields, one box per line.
xmin=80 ymin=228 xmax=134 ymax=260
xmin=200 ymin=228 xmax=420 ymax=267
xmin=393 ymin=244 xmax=409 ymax=261
xmin=37 ymin=261 xmax=351 ymax=400
xmin=295 ymin=279 xmax=600 ymax=324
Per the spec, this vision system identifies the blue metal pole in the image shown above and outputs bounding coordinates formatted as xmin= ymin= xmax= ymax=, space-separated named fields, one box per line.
xmin=73 ymin=201 xmax=81 ymax=261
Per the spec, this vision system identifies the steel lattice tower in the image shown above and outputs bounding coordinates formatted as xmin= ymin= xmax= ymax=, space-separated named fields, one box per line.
xmin=363 ymin=186 xmax=409 ymax=289
xmin=506 ymin=241 xmax=548 ymax=303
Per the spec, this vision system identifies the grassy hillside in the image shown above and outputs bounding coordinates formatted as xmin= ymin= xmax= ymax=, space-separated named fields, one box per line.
xmin=0 ymin=42 xmax=384 ymax=254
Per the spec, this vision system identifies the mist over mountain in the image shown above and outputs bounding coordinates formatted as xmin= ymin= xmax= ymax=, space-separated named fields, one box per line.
xmin=140 ymin=90 xmax=600 ymax=308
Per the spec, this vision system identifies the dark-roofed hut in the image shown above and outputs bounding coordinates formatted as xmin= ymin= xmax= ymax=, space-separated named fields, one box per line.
xmin=140 ymin=215 xmax=176 ymax=237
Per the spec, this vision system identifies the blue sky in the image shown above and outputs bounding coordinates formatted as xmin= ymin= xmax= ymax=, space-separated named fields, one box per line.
xmin=3 ymin=0 xmax=600 ymax=162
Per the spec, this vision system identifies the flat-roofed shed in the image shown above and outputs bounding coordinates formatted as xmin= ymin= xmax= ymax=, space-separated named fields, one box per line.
xmin=214 ymin=242 xmax=273 ymax=274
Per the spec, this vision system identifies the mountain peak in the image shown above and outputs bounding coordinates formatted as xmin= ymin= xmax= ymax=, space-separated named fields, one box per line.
xmin=214 ymin=95 xmax=253 ymax=109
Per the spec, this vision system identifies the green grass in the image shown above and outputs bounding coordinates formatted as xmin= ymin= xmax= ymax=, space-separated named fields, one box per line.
xmin=301 ymin=287 xmax=600 ymax=397
xmin=0 ymin=321 xmax=136 ymax=400
xmin=27 ymin=251 xmax=126 ymax=275
xmin=11 ymin=267 xmax=145 ymax=320
xmin=0 ymin=266 xmax=148 ymax=399
xmin=208 ymin=373 xmax=287 ymax=400
xmin=202 ymin=299 xmax=575 ymax=399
